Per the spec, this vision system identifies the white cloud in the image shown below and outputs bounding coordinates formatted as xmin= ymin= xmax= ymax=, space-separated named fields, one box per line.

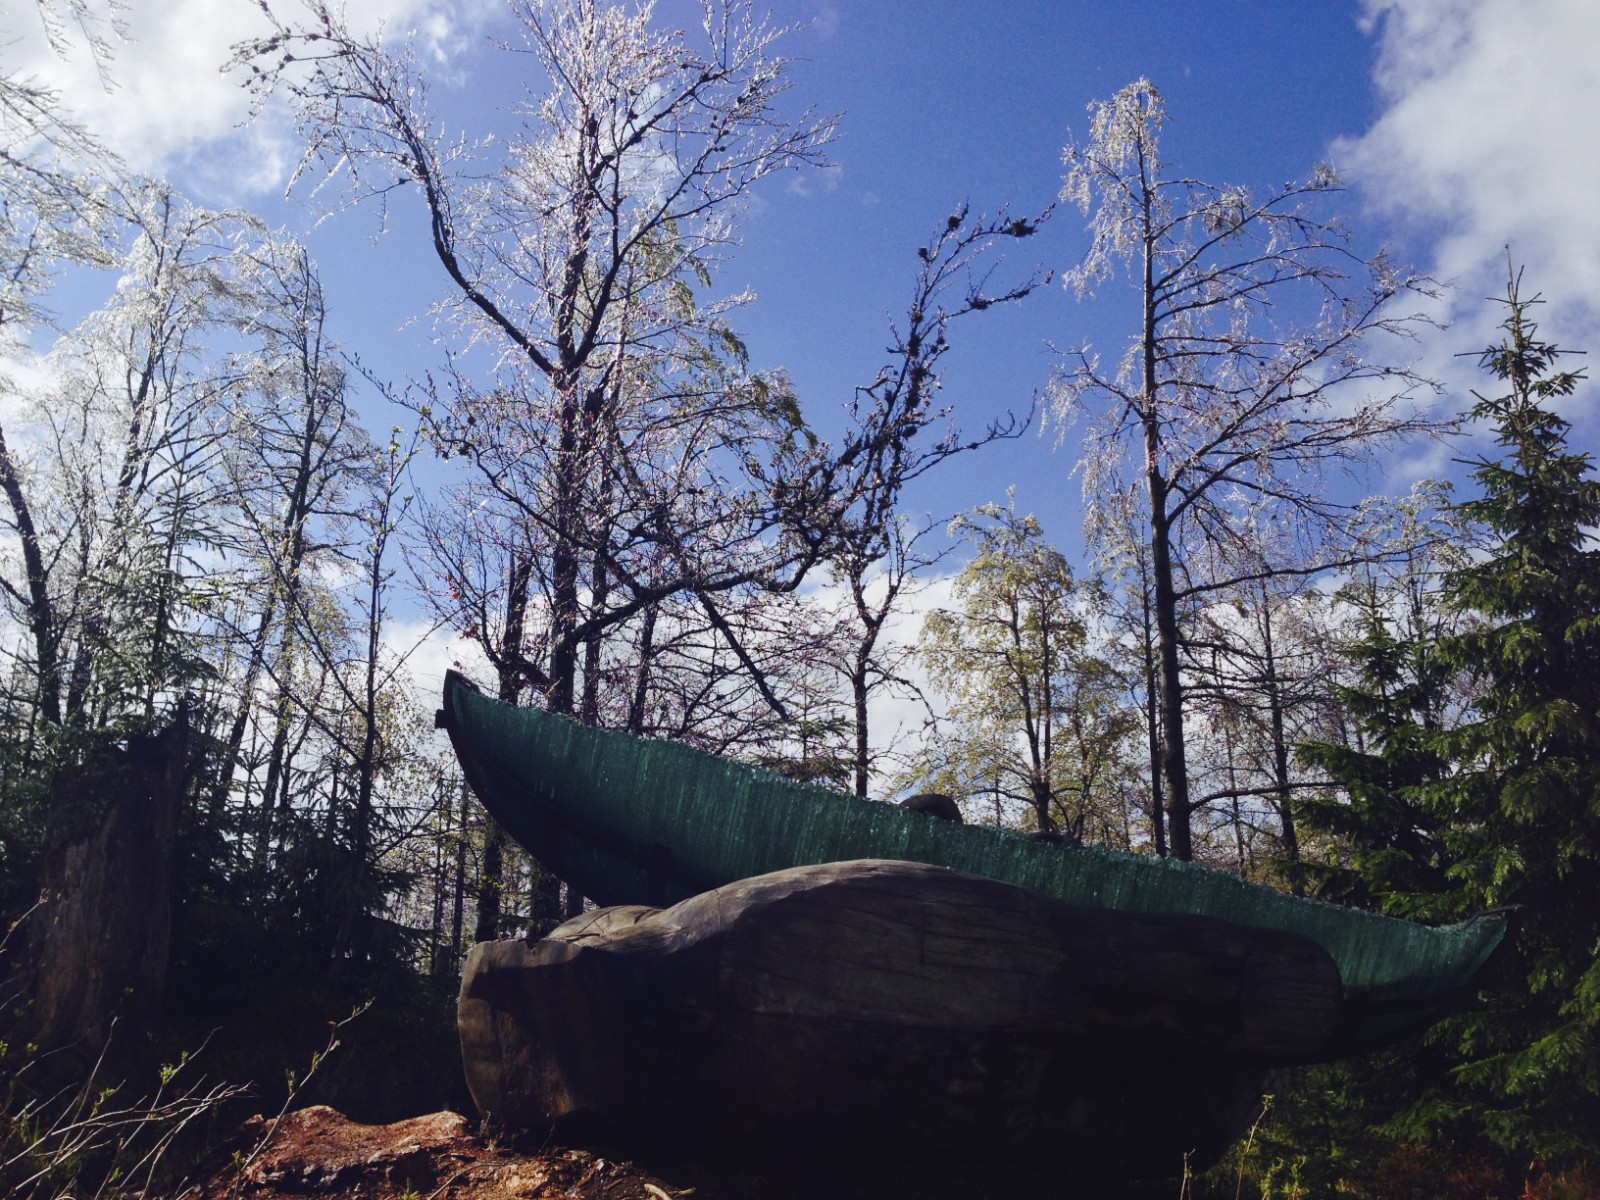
xmin=383 ymin=616 xmax=491 ymax=706
xmin=2 ymin=0 xmax=495 ymax=195
xmin=0 ymin=349 xmax=56 ymax=425
xmin=867 ymin=569 xmax=956 ymax=786
xmin=799 ymin=563 xmax=959 ymax=793
xmin=786 ymin=159 xmax=843 ymax=198
xmin=810 ymin=4 xmax=840 ymax=40
xmin=1339 ymin=0 xmax=1600 ymax=404
xmin=5 ymin=0 xmax=271 ymax=179
xmin=416 ymin=0 xmax=499 ymax=67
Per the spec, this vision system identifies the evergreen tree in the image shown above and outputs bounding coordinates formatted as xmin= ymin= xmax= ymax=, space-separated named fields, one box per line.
xmin=1297 ymin=582 xmax=1458 ymax=918
xmin=1287 ymin=269 xmax=1600 ymax=1178
xmin=1425 ymin=266 xmax=1600 ymax=1161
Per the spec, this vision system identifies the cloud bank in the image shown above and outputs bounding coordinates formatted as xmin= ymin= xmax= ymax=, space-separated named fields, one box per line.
xmin=1340 ymin=0 xmax=1600 ymax=375
xmin=3 ymin=0 xmax=496 ymax=198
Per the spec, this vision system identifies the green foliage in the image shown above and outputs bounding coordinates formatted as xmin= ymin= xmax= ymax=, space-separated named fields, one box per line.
xmin=1420 ymin=267 xmax=1600 ymax=1163
xmin=1292 ymin=266 xmax=1600 ymax=1173
xmin=0 ymin=706 xmax=198 ymax=918
xmin=1 ymin=1023 xmax=249 ymax=1200
xmin=0 ymin=682 xmax=464 ymax=1134
xmin=913 ymin=502 xmax=1138 ymax=841
xmin=1297 ymin=584 xmax=1461 ymax=920
xmin=1216 ymin=1061 xmax=1600 ymax=1199
xmin=754 ymin=710 xmax=856 ymax=787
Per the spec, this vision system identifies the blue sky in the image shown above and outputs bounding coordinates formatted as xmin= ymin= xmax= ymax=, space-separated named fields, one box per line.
xmin=7 ymin=0 xmax=1600 ymax=572
xmin=722 ymin=1 xmax=1394 ymax=554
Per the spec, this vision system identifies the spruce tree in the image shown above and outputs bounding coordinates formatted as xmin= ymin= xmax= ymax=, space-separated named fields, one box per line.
xmin=1297 ymin=583 xmax=1458 ymax=918
xmin=1427 ymin=266 xmax=1600 ymax=1161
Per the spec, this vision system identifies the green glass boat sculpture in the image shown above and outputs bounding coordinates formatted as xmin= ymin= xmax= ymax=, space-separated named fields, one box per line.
xmin=439 ymin=669 xmax=1508 ymax=1061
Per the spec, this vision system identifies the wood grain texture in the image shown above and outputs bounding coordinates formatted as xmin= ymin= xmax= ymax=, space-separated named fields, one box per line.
xmin=459 ymin=859 xmax=1337 ymax=1177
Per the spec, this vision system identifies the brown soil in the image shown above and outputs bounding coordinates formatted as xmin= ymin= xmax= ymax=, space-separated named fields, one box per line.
xmin=194 ymin=1107 xmax=688 ymax=1200
xmin=190 ymin=1105 xmax=1133 ymax=1200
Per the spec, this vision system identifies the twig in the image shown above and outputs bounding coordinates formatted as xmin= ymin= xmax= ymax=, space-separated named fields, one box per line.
xmin=230 ymin=1001 xmax=372 ymax=1197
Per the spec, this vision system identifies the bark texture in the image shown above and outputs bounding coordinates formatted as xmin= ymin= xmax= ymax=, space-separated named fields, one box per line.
xmin=20 ymin=713 xmax=191 ymax=1056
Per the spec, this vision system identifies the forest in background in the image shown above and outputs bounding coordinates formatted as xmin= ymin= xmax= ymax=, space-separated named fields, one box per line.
xmin=3 ymin=2 xmax=1599 ymax=1197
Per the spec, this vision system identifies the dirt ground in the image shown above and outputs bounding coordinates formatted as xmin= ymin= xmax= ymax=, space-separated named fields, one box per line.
xmin=191 ymin=1105 xmax=1151 ymax=1200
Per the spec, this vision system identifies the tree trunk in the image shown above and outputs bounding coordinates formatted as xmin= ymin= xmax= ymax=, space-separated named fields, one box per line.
xmin=333 ymin=514 xmax=387 ymax=963
xmin=1259 ymin=599 xmax=1301 ymax=881
xmin=444 ymin=779 xmax=468 ymax=982
xmin=627 ymin=605 xmax=657 ymax=734
xmin=1141 ymin=218 xmax=1191 ymax=858
xmin=1141 ymin=585 xmax=1167 ymax=857
xmin=580 ymin=545 xmax=608 ymax=726
xmin=475 ymin=560 xmax=535 ymax=942
xmin=1149 ymin=507 xmax=1191 ymax=860
xmin=0 ymin=422 xmax=63 ymax=728
xmin=473 ymin=820 xmax=507 ymax=946
xmin=852 ymin=649 xmax=871 ymax=800
xmin=213 ymin=590 xmax=279 ymax=817
xmin=256 ymin=686 xmax=294 ymax=857
xmin=428 ymin=806 xmax=448 ymax=979
xmin=23 ymin=708 xmax=192 ymax=1058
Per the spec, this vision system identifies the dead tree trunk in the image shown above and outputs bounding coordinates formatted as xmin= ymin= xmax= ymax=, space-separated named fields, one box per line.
xmin=20 ymin=707 xmax=193 ymax=1060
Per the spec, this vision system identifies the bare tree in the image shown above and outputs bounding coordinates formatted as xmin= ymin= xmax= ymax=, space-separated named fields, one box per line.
xmin=0 ymin=15 xmax=123 ymax=733
xmin=215 ymin=233 xmax=369 ymax=845
xmin=239 ymin=0 xmax=1046 ymax=933
xmin=235 ymin=0 xmax=829 ymax=933
xmin=0 ymin=3 xmax=119 ymax=344
xmin=0 ymin=184 xmax=253 ymax=733
xmin=1052 ymin=78 xmax=1445 ymax=860
xmin=1090 ymin=486 xmax=1170 ymax=853
xmin=25 ymin=0 xmax=126 ymax=78
xmin=237 ymin=0 xmax=835 ymax=710
xmin=1184 ymin=547 xmax=1347 ymax=876
xmin=827 ymin=516 xmax=940 ymax=798
xmin=824 ymin=204 xmax=1048 ymax=798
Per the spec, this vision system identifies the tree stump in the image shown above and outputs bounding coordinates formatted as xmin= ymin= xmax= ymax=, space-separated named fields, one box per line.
xmin=459 ymin=859 xmax=1340 ymax=1179
xmin=17 ymin=712 xmax=192 ymax=1060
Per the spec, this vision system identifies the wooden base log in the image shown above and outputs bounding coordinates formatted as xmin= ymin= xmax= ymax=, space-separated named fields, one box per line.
xmin=459 ymin=859 xmax=1339 ymax=1179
